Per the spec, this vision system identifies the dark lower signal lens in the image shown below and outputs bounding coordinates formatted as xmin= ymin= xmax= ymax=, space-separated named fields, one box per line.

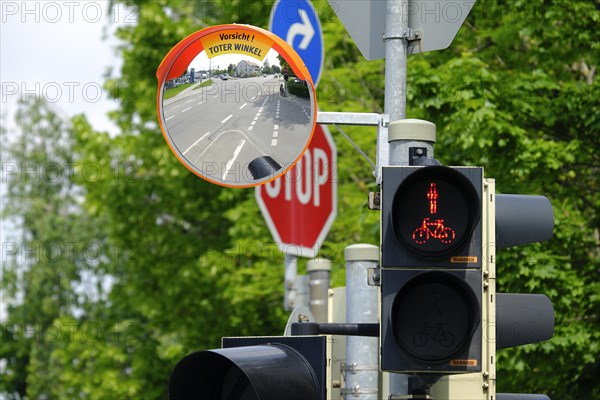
xmin=392 ymin=272 xmax=479 ymax=362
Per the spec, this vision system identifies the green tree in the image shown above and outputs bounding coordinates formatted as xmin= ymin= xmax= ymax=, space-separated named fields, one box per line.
xmin=0 ymin=98 xmax=114 ymax=399
xmin=1 ymin=0 xmax=597 ymax=398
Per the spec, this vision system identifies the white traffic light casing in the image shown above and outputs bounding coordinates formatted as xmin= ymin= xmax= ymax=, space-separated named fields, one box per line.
xmin=380 ymin=166 xmax=485 ymax=374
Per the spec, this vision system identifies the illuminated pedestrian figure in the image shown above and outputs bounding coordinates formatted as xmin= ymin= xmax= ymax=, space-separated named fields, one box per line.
xmin=412 ymin=182 xmax=456 ymax=245
xmin=428 ymin=182 xmax=438 ymax=214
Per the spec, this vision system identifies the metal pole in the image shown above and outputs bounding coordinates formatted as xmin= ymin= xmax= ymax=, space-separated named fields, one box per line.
xmin=384 ymin=0 xmax=411 ymax=395
xmin=384 ymin=0 xmax=408 ymax=123
xmin=343 ymin=244 xmax=379 ymax=400
xmin=284 ymin=255 xmax=297 ymax=311
xmin=292 ymin=274 xmax=310 ymax=310
xmin=307 ymin=258 xmax=332 ymax=323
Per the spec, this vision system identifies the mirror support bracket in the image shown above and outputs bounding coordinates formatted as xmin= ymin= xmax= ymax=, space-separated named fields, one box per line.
xmin=317 ymin=112 xmax=390 ymax=183
xmin=317 ymin=112 xmax=388 ymax=127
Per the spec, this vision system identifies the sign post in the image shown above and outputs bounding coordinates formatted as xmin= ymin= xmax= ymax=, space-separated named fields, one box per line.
xmin=255 ymin=125 xmax=337 ymax=309
xmin=263 ymin=0 xmax=332 ymax=311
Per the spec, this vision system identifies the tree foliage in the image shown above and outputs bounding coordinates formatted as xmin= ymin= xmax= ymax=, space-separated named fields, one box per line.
xmin=1 ymin=0 xmax=598 ymax=399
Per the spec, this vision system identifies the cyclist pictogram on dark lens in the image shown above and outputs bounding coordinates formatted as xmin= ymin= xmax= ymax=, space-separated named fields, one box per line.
xmin=412 ymin=322 xmax=456 ymax=348
xmin=412 ymin=183 xmax=456 ymax=245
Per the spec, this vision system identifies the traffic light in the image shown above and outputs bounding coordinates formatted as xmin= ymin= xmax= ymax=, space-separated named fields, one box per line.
xmin=381 ymin=164 xmax=555 ymax=398
xmin=169 ymin=335 xmax=326 ymax=400
xmin=380 ymin=165 xmax=485 ymax=375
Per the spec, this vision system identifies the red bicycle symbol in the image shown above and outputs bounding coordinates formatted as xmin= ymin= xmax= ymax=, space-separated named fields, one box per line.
xmin=412 ymin=218 xmax=456 ymax=244
xmin=410 ymin=182 xmax=456 ymax=245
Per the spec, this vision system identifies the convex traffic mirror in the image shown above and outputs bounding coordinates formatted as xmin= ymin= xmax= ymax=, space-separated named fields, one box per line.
xmin=157 ymin=24 xmax=317 ymax=188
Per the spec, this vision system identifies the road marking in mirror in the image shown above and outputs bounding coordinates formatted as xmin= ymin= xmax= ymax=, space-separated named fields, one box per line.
xmin=183 ymin=131 xmax=212 ymax=156
xmin=222 ymin=139 xmax=246 ymax=180
xmin=272 ymin=124 xmax=279 ymax=147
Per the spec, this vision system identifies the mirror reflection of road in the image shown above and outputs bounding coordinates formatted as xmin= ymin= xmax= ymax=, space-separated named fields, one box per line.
xmin=162 ymin=76 xmax=312 ymax=185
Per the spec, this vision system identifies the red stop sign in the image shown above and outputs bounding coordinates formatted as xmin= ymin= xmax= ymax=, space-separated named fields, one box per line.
xmin=256 ymin=125 xmax=337 ymax=257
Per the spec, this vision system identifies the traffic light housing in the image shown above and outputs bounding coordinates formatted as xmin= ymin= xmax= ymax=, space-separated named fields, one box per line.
xmin=382 ymin=166 xmax=482 ymax=264
xmin=169 ymin=335 xmax=326 ymax=400
xmin=380 ymin=165 xmax=484 ymax=374
xmin=381 ymin=165 xmax=555 ymax=398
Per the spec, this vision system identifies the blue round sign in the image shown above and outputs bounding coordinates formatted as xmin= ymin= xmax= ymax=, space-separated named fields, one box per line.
xmin=269 ymin=0 xmax=324 ymax=86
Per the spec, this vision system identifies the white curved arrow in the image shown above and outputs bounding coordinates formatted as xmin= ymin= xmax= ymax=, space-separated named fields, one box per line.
xmin=286 ymin=9 xmax=314 ymax=50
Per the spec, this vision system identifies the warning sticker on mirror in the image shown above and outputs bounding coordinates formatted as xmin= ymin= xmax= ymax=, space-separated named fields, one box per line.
xmin=201 ymin=29 xmax=273 ymax=61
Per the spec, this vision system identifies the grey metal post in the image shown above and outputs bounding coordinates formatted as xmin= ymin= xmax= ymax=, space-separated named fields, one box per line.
xmin=284 ymin=255 xmax=297 ymax=310
xmin=293 ymin=274 xmax=310 ymax=309
xmin=307 ymin=258 xmax=332 ymax=323
xmin=384 ymin=0 xmax=408 ymax=123
xmin=384 ymin=0 xmax=411 ymax=395
xmin=344 ymin=244 xmax=379 ymax=400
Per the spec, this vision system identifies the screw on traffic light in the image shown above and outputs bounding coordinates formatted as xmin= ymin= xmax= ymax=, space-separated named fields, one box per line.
xmin=168 ymin=335 xmax=326 ymax=400
xmin=380 ymin=165 xmax=484 ymax=377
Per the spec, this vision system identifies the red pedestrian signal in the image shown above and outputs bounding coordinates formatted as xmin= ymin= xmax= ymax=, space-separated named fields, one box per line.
xmin=388 ymin=166 xmax=480 ymax=260
xmin=427 ymin=182 xmax=438 ymax=214
xmin=411 ymin=182 xmax=456 ymax=245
